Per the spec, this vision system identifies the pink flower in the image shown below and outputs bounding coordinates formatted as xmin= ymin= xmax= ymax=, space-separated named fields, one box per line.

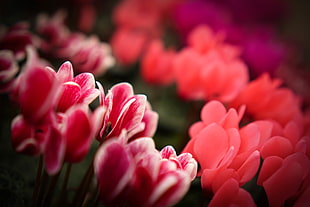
xmin=44 ymin=105 xmax=104 ymax=174
xmin=12 ymin=59 xmax=59 ymax=124
xmin=0 ymin=22 xmax=35 ymax=60
xmin=94 ymin=131 xmax=197 ymax=207
xmin=0 ymin=50 xmax=18 ymax=92
xmin=97 ymin=82 xmax=158 ymax=141
xmin=208 ymin=178 xmax=256 ymax=207
xmin=110 ymin=27 xmax=150 ymax=65
xmin=11 ymin=114 xmax=50 ymax=156
xmin=55 ymin=61 xmax=100 ymax=113
xmin=36 ymin=11 xmax=69 ymax=54
xmin=10 ymin=59 xmax=104 ymax=175
xmin=230 ymin=73 xmax=304 ymax=127
xmin=141 ymin=39 xmax=176 ymax=86
xmin=173 ymin=25 xmax=249 ymax=102
xmin=36 ymin=11 xmax=115 ymax=76
xmin=58 ymin=35 xmax=115 ymax=76
xmin=183 ymin=101 xmax=271 ymax=195
xmin=257 ymin=152 xmax=310 ymax=207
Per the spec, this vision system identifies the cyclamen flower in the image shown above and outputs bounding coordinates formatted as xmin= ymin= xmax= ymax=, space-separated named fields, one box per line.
xmin=0 ymin=22 xmax=35 ymax=60
xmin=182 ymin=100 xmax=273 ymax=204
xmin=230 ymin=73 xmax=304 ymax=127
xmin=0 ymin=50 xmax=18 ymax=92
xmin=55 ymin=61 xmax=100 ymax=113
xmin=141 ymin=39 xmax=176 ymax=86
xmin=11 ymin=60 xmax=103 ymax=174
xmin=173 ymin=25 xmax=249 ymax=102
xmin=36 ymin=10 xmax=70 ymax=54
xmin=94 ymin=132 xmax=197 ymax=207
xmin=255 ymin=119 xmax=310 ymax=206
xmin=257 ymin=152 xmax=310 ymax=207
xmin=110 ymin=27 xmax=150 ymax=65
xmin=97 ymin=82 xmax=158 ymax=141
xmin=36 ymin=11 xmax=115 ymax=76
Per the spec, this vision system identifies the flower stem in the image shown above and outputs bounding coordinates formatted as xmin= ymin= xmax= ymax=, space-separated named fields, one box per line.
xmin=42 ymin=170 xmax=61 ymax=207
xmin=71 ymin=161 xmax=94 ymax=207
xmin=32 ymin=156 xmax=43 ymax=207
xmin=57 ymin=163 xmax=72 ymax=206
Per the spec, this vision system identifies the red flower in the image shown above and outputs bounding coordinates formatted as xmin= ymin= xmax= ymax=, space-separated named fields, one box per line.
xmin=94 ymin=131 xmax=197 ymax=207
xmin=97 ymin=82 xmax=158 ymax=141
xmin=257 ymin=152 xmax=310 ymax=207
xmin=183 ymin=101 xmax=271 ymax=196
xmin=0 ymin=50 xmax=18 ymax=92
xmin=141 ymin=39 xmax=176 ymax=86
xmin=173 ymin=25 xmax=249 ymax=101
xmin=0 ymin=22 xmax=35 ymax=60
xmin=230 ymin=73 xmax=304 ymax=127
xmin=55 ymin=61 xmax=100 ymax=112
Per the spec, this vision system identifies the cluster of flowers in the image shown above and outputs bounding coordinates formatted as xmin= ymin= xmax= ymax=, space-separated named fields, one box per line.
xmin=4 ymin=56 xmax=197 ymax=206
xmin=0 ymin=10 xmax=114 ymax=94
xmin=140 ymin=22 xmax=310 ymax=206
xmin=110 ymin=1 xmax=310 ymax=206
xmin=1 ymin=0 xmax=310 ymax=206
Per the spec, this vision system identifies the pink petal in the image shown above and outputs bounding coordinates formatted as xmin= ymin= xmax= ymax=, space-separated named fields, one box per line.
xmin=94 ymin=140 xmax=133 ymax=205
xmin=233 ymin=188 xmax=257 ymax=207
xmin=202 ymin=168 xmax=239 ymax=193
xmin=209 ymin=178 xmax=239 ymax=207
xmin=200 ymin=100 xmax=227 ymax=125
xmin=56 ymin=82 xmax=81 ymax=112
xmin=131 ymin=109 xmax=159 ymax=139
xmin=73 ymin=72 xmax=96 ymax=91
xmin=11 ymin=115 xmax=38 ymax=155
xmin=109 ymin=95 xmax=146 ymax=138
xmin=260 ymin=136 xmax=294 ymax=159
xmin=220 ymin=108 xmax=240 ymax=129
xmin=77 ymin=88 xmax=100 ymax=105
xmin=18 ymin=66 xmax=59 ymax=123
xmin=128 ymin=137 xmax=156 ymax=159
xmin=237 ymin=150 xmax=260 ymax=185
xmin=239 ymin=123 xmax=261 ymax=154
xmin=257 ymin=156 xmax=283 ymax=186
xmin=57 ymin=61 xmax=74 ymax=83
xmin=149 ymin=171 xmax=190 ymax=207
xmin=193 ymin=123 xmax=229 ymax=169
xmin=262 ymin=159 xmax=305 ymax=207
xmin=160 ymin=146 xmax=177 ymax=159
xmin=44 ymin=125 xmax=65 ymax=175
xmin=63 ymin=106 xmax=92 ymax=163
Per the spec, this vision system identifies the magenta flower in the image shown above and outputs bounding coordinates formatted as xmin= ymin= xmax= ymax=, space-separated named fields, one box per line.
xmin=94 ymin=131 xmax=197 ymax=207
xmin=55 ymin=61 xmax=100 ymax=113
xmin=10 ymin=59 xmax=104 ymax=174
xmin=36 ymin=11 xmax=115 ymax=76
xmin=0 ymin=50 xmax=18 ymax=92
xmin=97 ymin=82 xmax=158 ymax=141
xmin=12 ymin=59 xmax=59 ymax=124
xmin=0 ymin=22 xmax=35 ymax=60
xmin=44 ymin=104 xmax=104 ymax=174
xmin=11 ymin=114 xmax=50 ymax=156
xmin=36 ymin=10 xmax=69 ymax=54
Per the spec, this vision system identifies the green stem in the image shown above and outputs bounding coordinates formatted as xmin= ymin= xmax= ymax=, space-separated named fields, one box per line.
xmin=71 ymin=161 xmax=94 ymax=207
xmin=32 ymin=156 xmax=43 ymax=207
xmin=36 ymin=169 xmax=49 ymax=207
xmin=57 ymin=163 xmax=72 ymax=206
xmin=42 ymin=170 xmax=61 ymax=207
